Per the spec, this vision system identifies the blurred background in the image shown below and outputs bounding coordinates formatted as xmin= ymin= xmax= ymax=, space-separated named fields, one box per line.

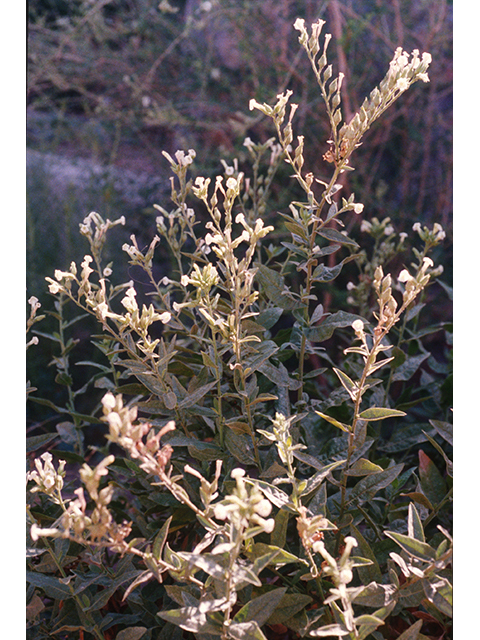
xmin=27 ymin=0 xmax=452 ymax=294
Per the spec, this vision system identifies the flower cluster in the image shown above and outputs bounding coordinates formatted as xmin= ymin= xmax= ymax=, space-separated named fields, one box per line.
xmin=101 ymin=392 xmax=176 ymax=477
xmin=338 ymin=46 xmax=432 ymax=160
xmin=27 ymin=452 xmax=66 ymax=503
xmin=213 ymin=468 xmax=275 ymax=535
xmin=26 ymin=295 xmax=44 ymax=349
xmin=122 ymin=234 xmax=160 ymax=270
xmin=27 ymin=451 xmax=131 ymax=547
xmin=412 ymin=221 xmax=447 ymax=255
xmin=162 ymin=148 xmax=196 ymax=169
xmin=79 ymin=211 xmax=125 ymax=266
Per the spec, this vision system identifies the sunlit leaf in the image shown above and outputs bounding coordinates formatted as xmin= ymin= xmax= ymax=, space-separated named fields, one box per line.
xmin=384 ymin=531 xmax=436 ymax=562
xmin=358 ymin=407 xmax=406 ymax=421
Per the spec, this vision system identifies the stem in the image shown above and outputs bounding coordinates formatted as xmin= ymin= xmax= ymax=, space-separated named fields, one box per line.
xmin=56 ymin=294 xmax=84 ymax=456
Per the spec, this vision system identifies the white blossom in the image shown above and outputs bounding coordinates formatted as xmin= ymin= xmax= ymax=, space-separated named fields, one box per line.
xmin=353 ymin=203 xmax=364 ymax=214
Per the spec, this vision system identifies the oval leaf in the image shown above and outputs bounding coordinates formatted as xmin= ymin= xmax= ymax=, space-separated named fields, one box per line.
xmin=384 ymin=531 xmax=436 ymax=562
xmin=358 ymin=407 xmax=406 ymax=421
xmin=116 ymin=628 xmax=147 ymax=640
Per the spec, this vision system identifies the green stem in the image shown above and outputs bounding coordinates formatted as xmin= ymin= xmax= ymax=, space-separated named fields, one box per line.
xmin=56 ymin=294 xmax=84 ymax=456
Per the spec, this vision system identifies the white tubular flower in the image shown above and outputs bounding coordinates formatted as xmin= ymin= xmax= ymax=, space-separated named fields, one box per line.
xmin=341 ymin=536 xmax=358 ymax=560
xmin=262 ymin=518 xmax=275 ymax=534
xmin=235 ymin=212 xmax=246 ymax=225
xmin=422 ymin=52 xmax=432 ymax=65
xmin=254 ymin=499 xmax=272 ymax=518
xmin=433 ymin=223 xmax=446 ymax=241
xmin=398 ymin=269 xmax=414 ymax=283
xmin=28 ymin=296 xmax=41 ymax=312
xmin=101 ymin=392 xmax=117 ymax=411
xmin=293 ymin=17 xmax=306 ymax=31
xmin=30 ymin=523 xmax=61 ymax=542
xmin=121 ymin=287 xmax=138 ymax=312
xmin=158 ymin=311 xmax=172 ymax=324
xmin=353 ymin=203 xmax=364 ymax=214
xmin=352 ymin=319 xmax=364 ymax=333
xmin=174 ymin=149 xmax=196 ymax=167
xmin=214 ymin=503 xmax=231 ymax=521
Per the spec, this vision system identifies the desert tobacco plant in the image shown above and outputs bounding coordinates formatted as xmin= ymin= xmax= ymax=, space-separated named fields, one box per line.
xmin=27 ymin=18 xmax=451 ymax=640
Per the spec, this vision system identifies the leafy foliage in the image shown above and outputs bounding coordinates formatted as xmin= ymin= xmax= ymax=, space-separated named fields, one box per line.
xmin=27 ymin=16 xmax=452 ymax=640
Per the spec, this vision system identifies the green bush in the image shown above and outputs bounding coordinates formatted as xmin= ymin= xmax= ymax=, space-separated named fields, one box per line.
xmin=27 ymin=18 xmax=452 ymax=640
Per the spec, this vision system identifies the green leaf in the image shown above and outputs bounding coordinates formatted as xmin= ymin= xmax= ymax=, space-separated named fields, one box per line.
xmin=244 ymin=340 xmax=279 ymax=376
xmin=311 ymin=261 xmax=345 ymax=283
xmin=257 ymin=265 xmax=299 ymax=310
xmin=256 ymin=306 xmax=283 ymax=329
xmin=422 ymin=576 xmax=452 ymax=617
xmin=358 ymin=407 xmax=406 ymax=421
xmin=245 ymin=479 xmax=295 ymax=511
xmin=379 ymin=423 xmax=429 ymax=453
xmin=418 ymin=450 xmax=447 ymax=506
xmin=407 ymin=503 xmax=425 ymax=543
xmin=246 ymin=543 xmax=305 ymax=568
xmin=56 ymin=421 xmax=80 ymax=446
xmin=224 ymin=430 xmax=256 ymax=465
xmin=384 ymin=531 xmax=436 ymax=562
xmin=401 ymin=491 xmax=434 ymax=511
xmin=429 ymin=419 xmax=453 ymax=446
xmin=26 ymin=433 xmax=58 ymax=453
xmin=270 ymin=508 xmax=289 ymax=548
xmin=265 ymin=592 xmax=313 ymax=624
xmin=158 ymin=607 xmax=222 ymax=634
xmin=356 ymin=614 xmax=385 ymax=638
xmin=332 ymin=367 xmax=357 ymax=397
xmin=316 ymin=227 xmax=359 ymax=247
xmin=293 ymin=450 xmax=345 ymax=474
xmin=228 ymin=620 xmax=268 ymax=640
xmin=26 ymin=570 xmax=73 ymax=601
xmin=391 ymin=354 xmax=429 ymax=381
xmin=257 ymin=359 xmax=302 ymax=390
xmin=116 ymin=628 xmax=147 ymax=640
xmin=84 ymin=570 xmax=144 ymax=611
xmin=177 ymin=380 xmax=218 ymax=408
xmin=308 ymin=623 xmax=350 ymax=637
xmin=395 ymin=620 xmax=424 ymax=640
xmin=306 ymin=311 xmax=366 ymax=343
xmin=353 ymin=581 xmax=397 ymax=608
xmin=421 ymin=430 xmax=453 ymax=477
xmin=181 ymin=553 xmax=227 ymax=580
xmin=234 ymin=588 xmax=287 ymax=627
xmin=349 ymin=525 xmax=383 ymax=583
xmin=348 ymin=464 xmax=403 ymax=504
xmin=300 ymin=461 xmax=346 ymax=497
xmin=346 ymin=458 xmax=383 ymax=477
xmin=315 ymin=411 xmax=350 ymax=433
xmin=152 ymin=516 xmax=172 ymax=561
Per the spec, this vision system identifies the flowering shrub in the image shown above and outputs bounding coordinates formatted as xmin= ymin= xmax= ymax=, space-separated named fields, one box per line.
xmin=27 ymin=18 xmax=452 ymax=640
